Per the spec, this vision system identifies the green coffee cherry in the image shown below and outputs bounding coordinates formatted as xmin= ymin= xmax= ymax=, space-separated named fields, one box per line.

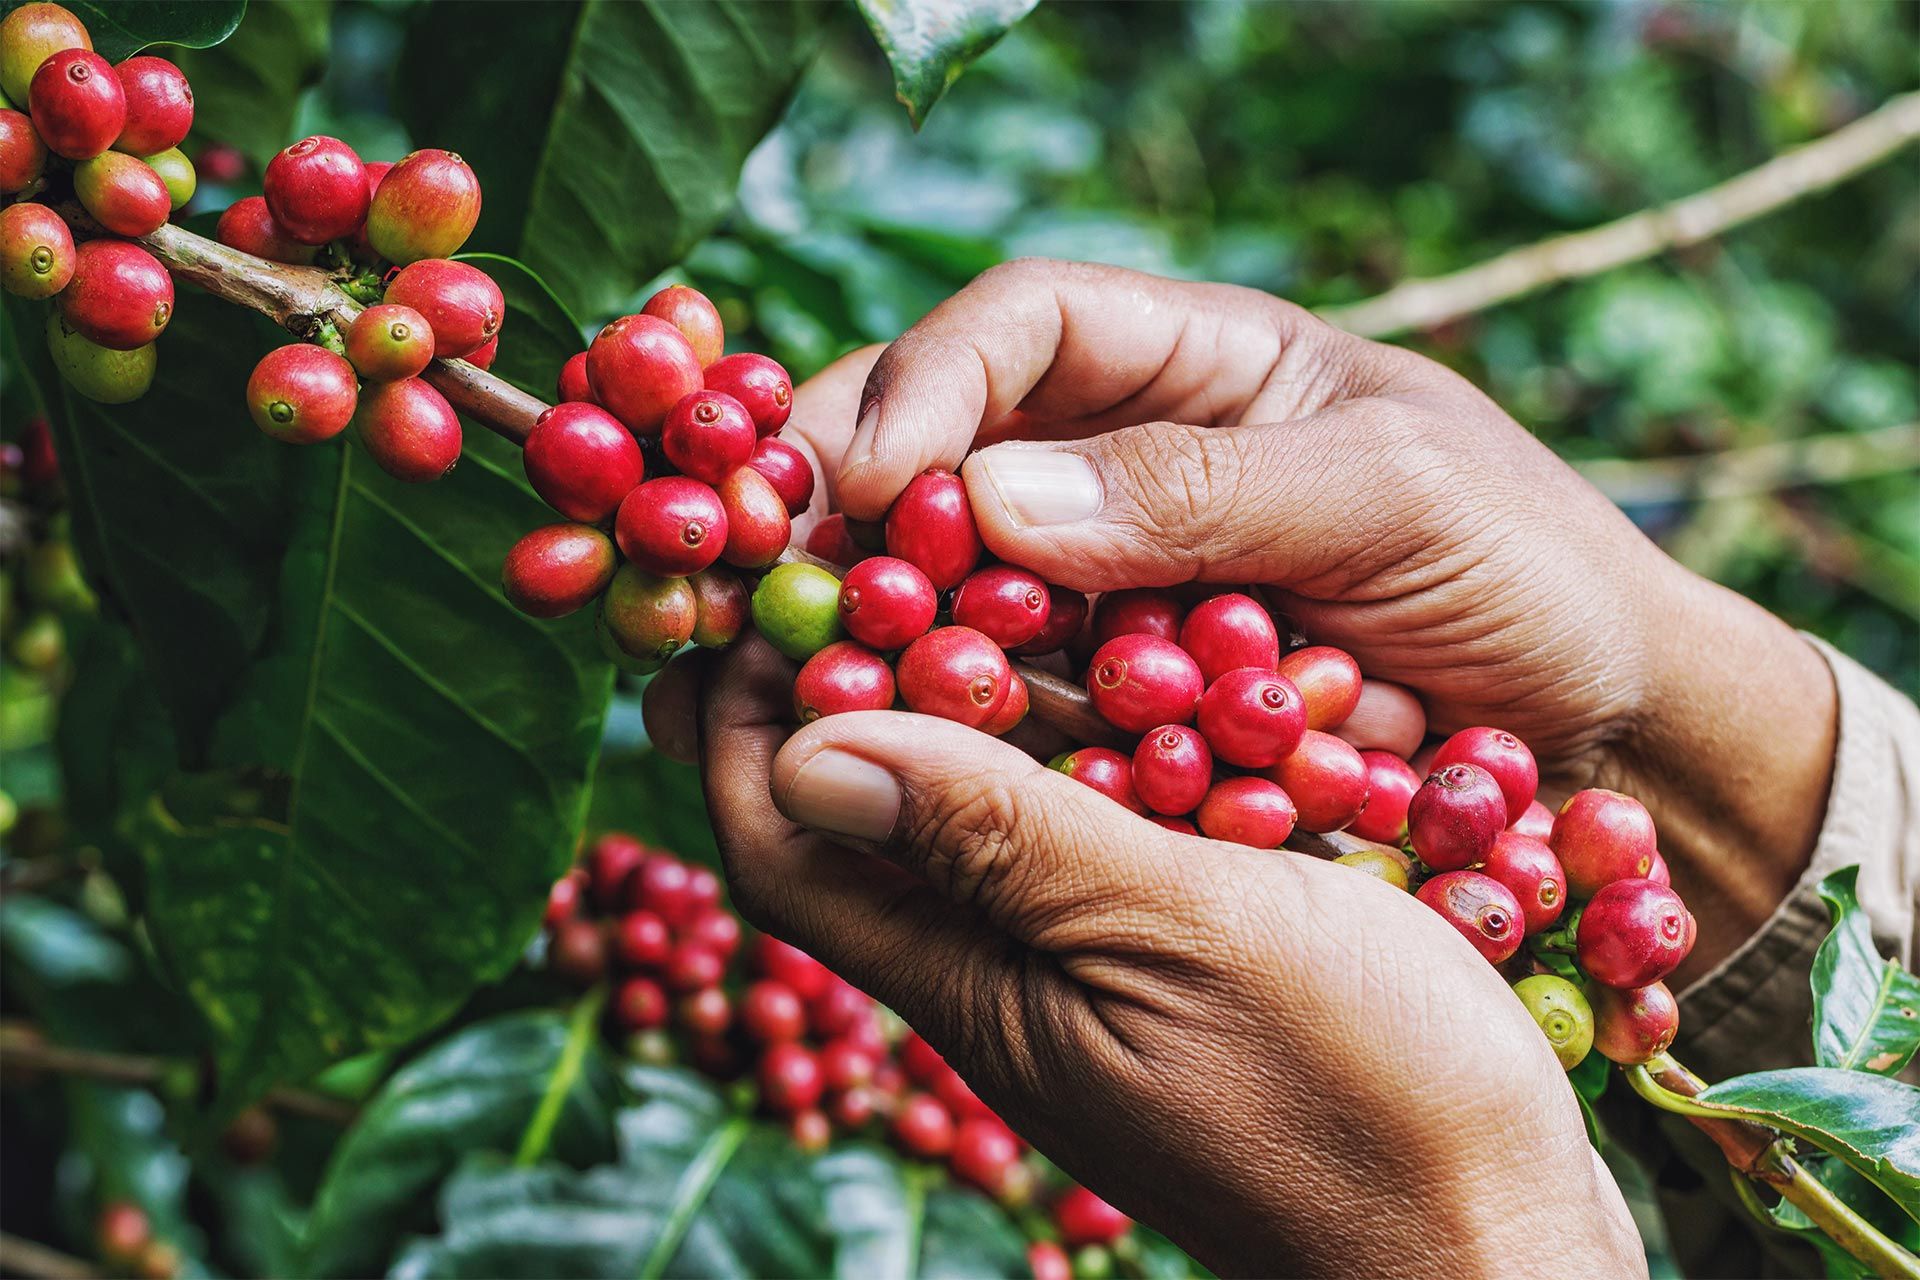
xmin=750 ymin=562 xmax=844 ymax=661
xmin=46 ymin=312 xmax=155 ymax=403
xmin=1512 ymin=974 xmax=1595 ymax=1071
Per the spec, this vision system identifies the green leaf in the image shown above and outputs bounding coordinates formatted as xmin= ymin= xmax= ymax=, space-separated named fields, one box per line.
xmin=302 ymin=1008 xmax=623 ymax=1278
xmin=1697 ymin=1069 xmax=1920 ymax=1220
xmin=393 ymin=0 xmax=831 ymax=318
xmin=1568 ymin=1048 xmax=1609 ymax=1149
xmin=587 ymin=747 xmax=720 ymax=867
xmin=853 ymin=0 xmax=1039 ymax=128
xmin=454 ymin=253 xmax=584 ymax=402
xmin=1812 ymin=866 xmax=1920 ymax=1075
xmin=174 ymin=0 xmax=333 ymax=167
xmin=0 ymin=0 xmax=245 ymax=61
xmin=815 ymin=1147 xmax=1030 ymax=1280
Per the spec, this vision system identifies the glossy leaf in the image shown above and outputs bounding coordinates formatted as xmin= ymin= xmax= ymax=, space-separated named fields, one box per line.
xmin=853 ymin=0 xmax=1039 ymax=128
xmin=1812 ymin=866 xmax=1920 ymax=1075
xmin=174 ymin=0 xmax=334 ymax=167
xmin=1697 ymin=1069 xmax=1920 ymax=1219
xmin=0 ymin=0 xmax=245 ymax=61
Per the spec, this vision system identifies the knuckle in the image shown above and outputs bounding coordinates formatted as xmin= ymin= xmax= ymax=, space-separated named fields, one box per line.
xmin=1108 ymin=423 xmax=1243 ymax=551
xmin=903 ymin=780 xmax=1032 ymax=912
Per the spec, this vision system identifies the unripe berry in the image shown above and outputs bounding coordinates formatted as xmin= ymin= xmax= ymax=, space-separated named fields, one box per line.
xmin=0 ymin=201 xmax=73 ymax=298
xmin=1086 ymin=634 xmax=1203 ymax=732
xmin=59 ymin=239 xmax=172 ymax=349
xmin=794 ymin=640 xmax=894 ymax=722
xmin=525 ymin=402 xmax=646 ymax=523
xmin=837 ymin=556 xmax=937 ymax=651
xmin=1414 ymin=870 xmax=1523 ymax=964
xmin=759 ymin=1042 xmax=825 ymax=1115
xmin=1509 ymin=798 xmax=1555 ymax=841
xmin=641 ymin=284 xmax=724 ymax=367
xmin=891 ymin=1092 xmax=955 ymax=1157
xmin=747 ymin=435 xmax=814 ymax=517
xmin=549 ymin=918 xmax=607 ymax=985
xmin=805 ymin=513 xmax=862 ymax=567
xmin=1178 ymin=592 xmax=1279 ymax=684
xmin=588 ymin=314 xmax=703 ymax=434
xmin=1590 ymin=980 xmax=1679 ymax=1065
xmin=1052 ymin=746 xmax=1144 ymax=814
xmin=752 ymin=934 xmax=832 ymax=1000
xmin=897 ymin=626 xmax=1012 ymax=728
xmin=1266 ymin=730 xmax=1369 ymax=832
xmin=1348 ymin=750 xmax=1420 ymax=844
xmin=1512 ymin=974 xmax=1594 ymax=1070
xmin=73 ymin=149 xmax=169 ymax=235
xmin=45 ymin=311 xmax=153 ymax=403
xmin=687 ymin=566 xmax=749 ymax=649
xmin=264 ymin=134 xmax=367 ymax=244
xmin=612 ymin=909 xmax=671 ymax=968
xmin=353 ymin=377 xmax=461 ymax=482
xmin=1550 ymin=789 xmax=1657 ymax=898
xmin=950 ymin=564 xmax=1050 ymax=649
xmin=366 ymin=148 xmax=481 ymax=263
xmin=1196 ymin=776 xmax=1297 ymax=849
xmin=612 ymin=976 xmax=668 ymax=1031
xmin=0 ymin=109 xmax=47 ymax=193
xmin=790 ymin=1108 xmax=832 ymax=1153
xmin=1333 ymin=847 xmax=1413 ymax=890
xmin=661 ymin=388 xmax=754 ymax=484
xmin=501 ymin=523 xmax=616 ymax=619
xmin=556 ymin=350 xmax=594 ymax=403
xmin=1276 ymin=645 xmax=1363 ymax=730
xmin=1479 ymin=830 xmax=1567 ymax=935
xmin=383 ymin=258 xmax=503 ymax=359
xmin=599 ymin=564 xmax=696 ymax=663
xmin=215 ymin=195 xmax=316 ymax=265
xmin=1195 ymin=667 xmax=1306 ymax=767
xmin=704 ymin=352 xmax=791 ymax=436
xmin=1406 ymin=762 xmax=1507 ymax=871
xmin=112 ymin=56 xmax=192 ymax=155
xmin=1090 ymin=589 xmax=1184 ymax=647
xmin=715 ymin=465 xmax=790 ymax=569
xmin=886 ymin=468 xmax=981 ymax=590
xmin=1 ymin=3 xmax=91 ymax=106
xmin=1576 ymin=878 xmax=1690 ymax=988
xmin=345 ymin=303 xmax=435 ymax=382
xmin=1009 ymin=584 xmax=1087 ymax=657
xmin=1431 ymin=726 xmax=1538 ymax=825
xmin=1131 ymin=724 xmax=1212 ymax=816
xmin=29 ymin=49 xmax=123 ymax=159
xmin=750 ymin=562 xmax=845 ymax=661
xmin=1055 ymin=1187 xmax=1132 ymax=1249
xmin=142 ymin=146 xmax=194 ymax=208
xmin=741 ymin=980 xmax=808 ymax=1043
xmin=246 ymin=344 xmax=358 ymax=445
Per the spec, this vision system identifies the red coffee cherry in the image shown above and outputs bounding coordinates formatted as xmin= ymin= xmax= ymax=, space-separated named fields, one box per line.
xmin=30 ymin=49 xmax=124 ymax=160
xmin=788 ymin=1108 xmax=831 ymax=1153
xmin=501 ymin=523 xmax=616 ymax=619
xmin=837 ymin=556 xmax=937 ymax=651
xmin=1479 ymin=830 xmax=1567 ymax=935
xmin=1131 ymin=724 xmax=1212 ymax=817
xmin=342 ymin=159 xmax=394 ymax=260
xmin=1086 ymin=634 xmax=1204 ymax=732
xmin=589 ymin=314 xmax=703 ymax=434
xmin=59 ymin=239 xmax=172 ymax=349
xmin=1550 ymin=789 xmax=1657 ymax=898
xmin=556 ymin=351 xmax=595 ymax=404
xmin=632 ymin=855 xmax=698 ymax=925
xmin=1590 ymin=980 xmax=1679 ymax=1065
xmin=1267 ymin=730 xmax=1369 ymax=833
xmin=215 ymin=196 xmax=316 ymax=265
xmin=1196 ymin=776 xmax=1297 ymax=849
xmin=549 ymin=918 xmax=608 ymax=986
xmin=112 ymin=55 xmax=193 ymax=154
xmin=747 ymin=435 xmax=815 ymax=517
xmin=641 ymin=284 xmax=724 ymax=367
xmin=1431 ymin=726 xmax=1538 ymax=825
xmin=599 ymin=563 xmax=697 ymax=663
xmin=95 ymin=1200 xmax=151 ymax=1265
xmin=614 ymin=476 xmax=726 ymax=577
xmin=72 ymin=151 xmax=169 ymax=236
xmin=613 ymin=909 xmax=671 ymax=969
xmin=819 ymin=1037 xmax=878 ymax=1092
xmin=1414 ymin=870 xmax=1523 ymax=964
xmin=890 ymin=1092 xmax=956 ymax=1158
xmin=1055 ymin=1186 xmax=1132 ymax=1249
xmin=950 ymin=1117 xmax=1026 ymax=1200
xmin=524 ymin=402 xmax=646 ymax=523
xmin=896 ymin=626 xmax=1011 ymax=728
xmin=353 ymin=377 xmax=462 ymax=482
xmin=715 ymin=465 xmax=790 ymax=569
xmin=741 ymin=980 xmax=808 ymax=1043
xmin=1195 ymin=667 xmax=1307 ymax=767
xmin=752 ymin=934 xmax=832 ymax=1001
xmin=465 ymin=332 xmax=496 ymax=371
xmin=794 ymin=640 xmax=895 ymax=722
xmin=884 ymin=468 xmax=981 ymax=591
xmin=685 ymin=864 xmax=723 ymax=913
xmin=687 ymin=566 xmax=749 ymax=649
xmin=1009 ymin=584 xmax=1087 ymax=657
xmin=589 ymin=832 xmax=647 ymax=907
xmin=263 ymin=135 xmax=367 ymax=244
xmin=0 ymin=201 xmax=74 ymax=298
xmin=1509 ymin=798 xmax=1555 ymax=841
xmin=1348 ymin=750 xmax=1421 ymax=844
xmin=0 ymin=109 xmax=48 ymax=193
xmin=1090 ymin=588 xmax=1185 ymax=647
xmin=980 ymin=671 xmax=1028 ymax=735
xmin=683 ymin=906 xmax=740 ymax=959
xmin=677 ymin=987 xmax=732 ymax=1039
xmin=950 ymin=565 xmax=1050 ymax=649
xmin=383 ymin=258 xmax=503 ymax=359
xmin=1052 ymin=747 xmax=1145 ymax=815
xmin=804 ymin=513 xmax=862 ymax=567
xmin=664 ymin=942 xmax=725 ymax=993
xmin=612 ymin=976 xmax=669 ymax=1031
xmin=1577 ymin=878 xmax=1691 ymax=988
xmin=1029 ymin=1242 xmax=1073 ymax=1280
xmin=703 ymin=352 xmax=792 ymax=436
xmin=1276 ymin=645 xmax=1363 ymax=731
xmin=758 ymin=1042 xmax=825 ymax=1116
xmin=1 ymin=3 xmax=92 ymax=106
xmin=544 ymin=871 xmax=584 ymax=930
xmin=1149 ymin=815 xmax=1199 ymax=835
xmin=1406 ymin=762 xmax=1507 ymax=871
xmin=661 ymin=388 xmax=755 ymax=484
xmin=1646 ymin=850 xmax=1671 ymax=887
xmin=246 ymin=344 xmax=358 ymax=445
xmin=342 ymin=303 xmax=432 ymax=382
xmin=1178 ymin=592 xmax=1280 ymax=685
xmin=366 ymin=148 xmax=481 ymax=263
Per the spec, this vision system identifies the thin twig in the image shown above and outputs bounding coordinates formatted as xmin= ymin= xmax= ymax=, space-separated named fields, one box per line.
xmin=1575 ymin=423 xmax=1920 ymax=507
xmin=0 ymin=1233 xmax=98 ymax=1280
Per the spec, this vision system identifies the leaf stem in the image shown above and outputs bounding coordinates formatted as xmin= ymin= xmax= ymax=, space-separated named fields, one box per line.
xmin=512 ymin=984 xmax=606 ymax=1166
xmin=636 ymin=1114 xmax=751 ymax=1280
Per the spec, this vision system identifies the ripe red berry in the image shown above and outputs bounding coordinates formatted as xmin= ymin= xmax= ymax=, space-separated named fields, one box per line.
xmin=549 ymin=918 xmax=608 ymax=985
xmin=664 ymin=941 xmax=724 ymax=993
xmin=598 ymin=563 xmax=696 ymax=662
xmin=1414 ymin=870 xmax=1524 ymax=964
xmin=1276 ymin=645 xmax=1363 ymax=731
xmin=950 ymin=1117 xmax=1025 ymax=1199
xmin=1008 ymin=584 xmax=1087 ymax=656
xmin=1646 ymin=850 xmax=1671 ymax=887
xmin=703 ymin=352 xmax=792 ymax=436
xmin=804 ymin=513 xmax=862 ymax=567
xmin=741 ymin=980 xmax=808 ymax=1043
xmin=890 ymin=1092 xmax=956 ymax=1158
xmin=344 ymin=303 xmax=435 ymax=382
xmin=343 ymin=159 xmax=393 ymax=260
xmin=1348 ymin=750 xmax=1421 ymax=844
xmin=714 ymin=465 xmax=790 ymax=569
xmin=0 ymin=201 xmax=74 ymax=298
xmin=1029 ymin=1241 xmax=1073 ymax=1280
xmin=556 ymin=351 xmax=594 ymax=404
xmin=1178 ymin=593 xmax=1280 ymax=684
xmin=678 ymin=986 xmax=732 ymax=1037
xmin=0 ymin=109 xmax=47 ymax=194
xmin=633 ymin=855 xmax=697 ymax=925
xmin=687 ymin=566 xmax=749 ymax=649
xmin=1090 ymin=589 xmax=1185 ymax=647
xmin=1196 ymin=776 xmax=1297 ymax=849
xmin=1055 ymin=1187 xmax=1132 ymax=1249
xmin=612 ymin=976 xmax=668 ymax=1031
xmin=980 ymin=672 xmax=1028 ymax=736
xmin=661 ymin=388 xmax=755 ymax=484
xmin=896 ymin=626 xmax=1012 ymax=728
xmin=1431 ymin=727 xmax=1538 ymax=825
xmin=59 ymin=239 xmax=171 ymax=349
xmin=1577 ymin=878 xmax=1691 ymax=988
xmin=683 ymin=906 xmax=741 ymax=958
xmin=685 ymin=864 xmax=722 ymax=913
xmin=614 ymin=476 xmax=727 ymax=578
xmin=246 ymin=344 xmax=358 ymax=445
xmin=589 ymin=832 xmax=647 ymax=907
xmin=1550 ymin=789 xmax=1657 ymax=898
xmin=1086 ymin=634 xmax=1204 ymax=733
xmin=951 ymin=565 xmax=1050 ymax=648
xmin=1267 ymin=730 xmax=1370 ymax=833
xmin=1 ymin=4 xmax=91 ymax=107
xmin=366 ymin=148 xmax=481 ymax=263
xmin=215 ymin=195 xmax=316 ymax=265
xmin=641 ymin=284 xmax=724 ymax=367
xmin=1406 ymin=762 xmax=1507 ymax=871
xmin=885 ymin=469 xmax=981 ymax=590
xmin=96 ymin=1201 xmax=151 ymax=1264
xmin=383 ymin=258 xmax=503 ymax=360
xmin=837 ymin=556 xmax=937 ymax=650
xmin=589 ymin=314 xmax=703 ymax=434
xmin=811 ymin=978 xmax=872 ymax=1039
xmin=30 ymin=49 xmax=124 ymax=160
xmin=544 ymin=872 xmax=583 ymax=930
xmin=613 ymin=909 xmax=671 ymax=968
xmin=501 ymin=524 xmax=616 ymax=619
xmin=263 ymin=135 xmax=367 ymax=244
xmin=1195 ymin=667 xmax=1307 ymax=767
xmin=819 ymin=1037 xmax=877 ymax=1092
xmin=758 ymin=1042 xmax=825 ymax=1115
xmin=794 ymin=640 xmax=895 ymax=722
xmin=1590 ymin=981 xmax=1679 ymax=1065
xmin=790 ymin=1108 xmax=831 ymax=1153
xmin=1052 ymin=747 xmax=1145 ymax=814
xmin=1479 ymin=831 xmax=1566 ymax=935
xmin=1131 ymin=724 xmax=1212 ymax=816
xmin=747 ymin=435 xmax=815 ymax=517
xmin=523 ymin=402 xmax=645 ymax=523
xmin=1149 ymin=815 xmax=1199 ymax=835
xmin=1509 ymin=798 xmax=1555 ymax=841
xmin=112 ymin=55 xmax=193 ymax=154
xmin=353 ymin=377 xmax=462 ymax=482
xmin=752 ymin=935 xmax=832 ymax=1001
xmin=73 ymin=150 xmax=169 ymax=236
xmin=465 ymin=334 xmax=497 ymax=370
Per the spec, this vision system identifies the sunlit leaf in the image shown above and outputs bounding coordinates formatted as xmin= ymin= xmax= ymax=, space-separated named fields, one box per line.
xmin=1811 ymin=866 xmax=1920 ymax=1076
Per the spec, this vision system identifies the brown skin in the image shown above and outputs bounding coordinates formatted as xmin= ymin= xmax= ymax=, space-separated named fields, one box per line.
xmin=649 ymin=259 xmax=1837 ymax=1276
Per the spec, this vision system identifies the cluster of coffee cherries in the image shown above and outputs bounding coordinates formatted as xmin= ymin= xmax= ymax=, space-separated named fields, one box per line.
xmin=0 ymin=3 xmax=198 ymax=402
xmin=496 ymin=284 xmax=814 ymax=680
xmin=543 ymin=833 xmax=1136 ymax=1279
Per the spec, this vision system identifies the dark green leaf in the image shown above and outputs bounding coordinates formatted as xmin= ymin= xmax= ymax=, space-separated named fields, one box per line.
xmin=174 ymin=0 xmax=333 ymax=167
xmin=815 ymin=1147 xmax=1031 ymax=1280
xmin=1697 ymin=1069 xmax=1920 ymax=1219
xmin=918 ymin=1184 xmax=1029 ymax=1279
xmin=0 ymin=0 xmax=245 ymax=61
xmin=853 ymin=0 xmax=1039 ymax=128
xmin=587 ymin=748 xmax=720 ymax=867
xmin=1812 ymin=866 xmax=1920 ymax=1075
xmin=1568 ymin=1048 xmax=1610 ymax=1148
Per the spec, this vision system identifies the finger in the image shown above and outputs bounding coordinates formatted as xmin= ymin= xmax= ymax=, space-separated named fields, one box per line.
xmin=641 ymin=650 xmax=710 ymax=764
xmin=1332 ymin=679 xmax=1427 ymax=758
xmin=780 ymin=344 xmax=882 ymax=518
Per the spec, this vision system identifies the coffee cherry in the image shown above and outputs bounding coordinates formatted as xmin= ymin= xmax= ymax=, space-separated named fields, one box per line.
xmin=599 ymin=564 xmax=696 ymax=663
xmin=0 ymin=108 xmax=47 ymax=192
xmin=1550 ymin=789 xmax=1657 ymax=898
xmin=1509 ymin=798 xmax=1555 ymax=841
xmin=683 ymin=906 xmax=740 ymax=958
xmin=752 ymin=934 xmax=833 ymax=1001
xmin=819 ymin=1037 xmax=877 ymax=1092
xmin=60 ymin=239 xmax=171 ymax=349
xmin=246 ymin=344 xmax=358 ymax=444
xmin=1276 ymin=645 xmax=1362 ymax=730
xmin=345 ymin=303 xmax=435 ymax=382
xmin=45 ymin=311 xmax=154 ymax=402
xmin=353 ymin=377 xmax=462 ymax=482
xmin=951 ymin=565 xmax=1050 ymax=649
xmin=784 ymin=1107 xmax=829 ymax=1153
xmin=143 ymin=146 xmax=194 ymax=208
xmin=1029 ymin=1242 xmax=1073 ymax=1280
xmin=758 ymin=1042 xmax=825 ymax=1115
xmin=747 ymin=435 xmax=814 ymax=517
xmin=549 ymin=917 xmax=607 ymax=985
xmin=950 ymin=1117 xmax=1025 ymax=1200
xmin=263 ymin=135 xmax=367 ymax=244
xmin=685 ymin=864 xmax=723 ymax=914
xmin=1009 ymin=584 xmax=1087 ymax=656
xmin=196 ymin=142 xmax=245 ymax=184
xmin=1131 ymin=724 xmax=1212 ymax=816
xmin=589 ymin=314 xmax=703 ymax=434
xmin=1479 ymin=831 xmax=1566 ymax=934
xmin=501 ymin=523 xmax=615 ymax=619
xmin=811 ymin=978 xmax=872 ymax=1038
xmin=1348 ymin=750 xmax=1420 ymax=844
xmin=544 ymin=871 xmax=584 ymax=930
xmin=1590 ymin=980 xmax=1679 ymax=1065
xmin=794 ymin=641 xmax=894 ymax=722
xmin=843 ymin=515 xmax=888 ymax=554
xmin=680 ymin=988 xmax=734 ymax=1039
xmin=1178 ymin=593 xmax=1280 ymax=685
xmin=30 ymin=49 xmax=123 ymax=159
xmin=1646 ymin=850 xmax=1671 ymax=887
xmin=641 ymin=284 xmax=724 ymax=366
xmin=1431 ymin=727 xmax=1538 ymax=825
xmin=711 ymin=465 xmax=788 ymax=569
xmin=112 ymin=56 xmax=192 ymax=154
xmin=1577 ymin=878 xmax=1690 ymax=988
xmin=1091 ymin=589 xmax=1184 ymax=647
xmin=891 ymin=1092 xmax=956 ymax=1157
xmin=72 ymin=150 xmax=169 ymax=235
xmin=661 ymin=388 xmax=754 ymax=484
xmin=468 ymin=336 xmax=497 ymax=374
xmin=897 ymin=626 xmax=1011 ymax=728
xmin=220 ymin=1105 xmax=279 ymax=1166
xmin=664 ymin=941 xmax=724 ymax=994
xmin=703 ymin=352 xmax=791 ymax=436
xmin=741 ymin=980 xmax=808 ymax=1043
xmin=1052 ymin=747 xmax=1145 ymax=814
xmin=613 ymin=976 xmax=669 ymax=1031
xmin=837 ymin=556 xmax=937 ymax=651
xmin=1512 ymin=974 xmax=1594 ymax=1071
xmin=589 ymin=832 xmax=647 ymax=907
xmin=633 ymin=855 xmax=698 ymax=925
xmin=805 ymin=513 xmax=862 ymax=567
xmin=613 ymin=909 xmax=671 ymax=968
xmin=1406 ymin=762 xmax=1507 ymax=871
xmin=616 ymin=477 xmax=729 ymax=577
xmin=383 ymin=258 xmax=503 ymax=359
xmin=215 ymin=196 xmax=316 ymax=265
xmin=134 ymin=1241 xmax=180 ymax=1280
xmin=519 ymin=404 xmax=643 ymax=525
xmin=1086 ymin=634 xmax=1203 ymax=732
xmin=1333 ymin=847 xmax=1413 ymax=890
xmin=1 ymin=3 xmax=91 ymax=106
xmin=366 ymin=148 xmax=480 ymax=263
xmin=1414 ymin=870 xmax=1523 ymax=964
xmin=979 ymin=672 xmax=1028 ymax=736
xmin=1196 ymin=776 xmax=1297 ymax=849
xmin=687 ymin=566 xmax=748 ymax=649
xmin=95 ymin=1200 xmax=150 ymax=1264
xmin=1195 ymin=667 xmax=1306 ymax=767
xmin=751 ymin=562 xmax=846 ymax=661
xmin=885 ymin=469 xmax=981 ymax=590
xmin=556 ymin=351 xmax=594 ymax=403
xmin=0 ymin=201 xmax=74 ymax=298
xmin=1055 ymin=1187 xmax=1132 ymax=1249
xmin=1149 ymin=815 xmax=1200 ymax=836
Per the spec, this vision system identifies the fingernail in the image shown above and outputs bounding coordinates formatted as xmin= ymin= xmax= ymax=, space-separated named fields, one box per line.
xmin=971 ymin=446 xmax=1102 ymax=527
xmin=780 ymin=748 xmax=901 ymax=842
xmin=846 ymin=399 xmax=881 ymax=472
